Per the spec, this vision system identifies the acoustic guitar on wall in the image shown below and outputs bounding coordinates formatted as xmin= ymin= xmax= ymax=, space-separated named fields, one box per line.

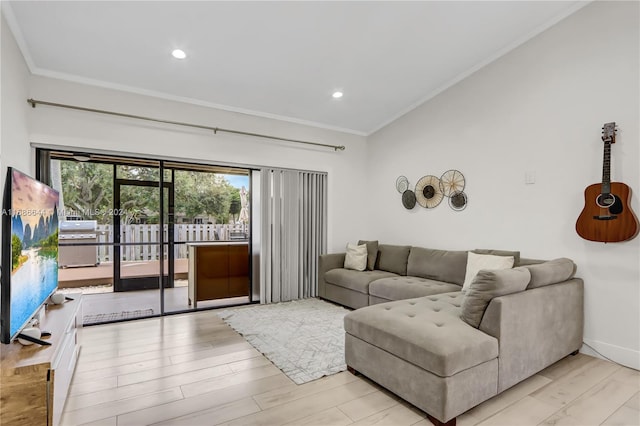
xmin=576 ymin=122 xmax=639 ymax=242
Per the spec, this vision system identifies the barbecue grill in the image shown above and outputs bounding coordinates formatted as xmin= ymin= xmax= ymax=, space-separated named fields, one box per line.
xmin=59 ymin=220 xmax=99 ymax=267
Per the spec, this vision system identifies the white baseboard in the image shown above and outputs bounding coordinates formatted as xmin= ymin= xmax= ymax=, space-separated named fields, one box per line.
xmin=581 ymin=339 xmax=640 ymax=370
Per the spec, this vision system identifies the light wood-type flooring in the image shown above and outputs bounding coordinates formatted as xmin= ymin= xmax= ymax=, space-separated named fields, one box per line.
xmin=61 ymin=309 xmax=640 ymax=426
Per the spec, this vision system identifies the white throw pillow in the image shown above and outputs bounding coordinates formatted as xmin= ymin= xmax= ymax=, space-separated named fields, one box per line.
xmin=462 ymin=252 xmax=514 ymax=293
xmin=344 ymin=243 xmax=368 ymax=271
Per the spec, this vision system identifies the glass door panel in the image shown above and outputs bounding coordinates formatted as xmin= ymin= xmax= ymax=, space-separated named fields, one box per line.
xmin=50 ymin=158 xmax=118 ymax=325
xmin=114 ymin=182 xmax=169 ymax=290
xmin=112 ymin=181 xmax=161 ymax=319
xmin=165 ymin=168 xmax=251 ymax=312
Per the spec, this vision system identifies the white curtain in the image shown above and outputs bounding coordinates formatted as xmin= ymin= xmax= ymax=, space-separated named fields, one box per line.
xmin=260 ymin=168 xmax=327 ymax=303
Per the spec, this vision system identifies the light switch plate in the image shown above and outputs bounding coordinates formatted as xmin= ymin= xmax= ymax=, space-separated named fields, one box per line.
xmin=525 ymin=171 xmax=536 ymax=184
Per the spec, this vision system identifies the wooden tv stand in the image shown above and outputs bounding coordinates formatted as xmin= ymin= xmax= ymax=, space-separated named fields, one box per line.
xmin=0 ymin=294 xmax=82 ymax=426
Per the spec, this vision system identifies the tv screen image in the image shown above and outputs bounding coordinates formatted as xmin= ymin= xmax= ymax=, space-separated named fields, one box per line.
xmin=1 ymin=168 xmax=59 ymax=343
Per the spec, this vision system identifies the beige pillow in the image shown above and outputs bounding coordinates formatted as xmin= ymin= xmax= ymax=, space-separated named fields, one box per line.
xmin=344 ymin=243 xmax=367 ymax=271
xmin=462 ymin=252 xmax=514 ymax=292
xmin=461 ymin=267 xmax=531 ymax=328
xmin=472 ymin=249 xmax=521 ymax=266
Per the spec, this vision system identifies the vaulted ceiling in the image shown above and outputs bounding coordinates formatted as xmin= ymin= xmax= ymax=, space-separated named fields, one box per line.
xmin=4 ymin=1 xmax=586 ymax=135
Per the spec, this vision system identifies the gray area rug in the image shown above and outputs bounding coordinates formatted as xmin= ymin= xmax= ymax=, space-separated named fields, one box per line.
xmin=217 ymin=298 xmax=350 ymax=384
xmin=83 ymin=309 xmax=154 ymax=325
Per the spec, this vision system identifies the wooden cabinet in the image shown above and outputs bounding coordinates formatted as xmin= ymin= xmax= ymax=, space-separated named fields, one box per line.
xmin=0 ymin=294 xmax=82 ymax=426
xmin=188 ymin=243 xmax=250 ymax=307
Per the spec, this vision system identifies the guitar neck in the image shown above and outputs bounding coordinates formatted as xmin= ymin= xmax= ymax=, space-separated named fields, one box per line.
xmin=602 ymin=141 xmax=611 ymax=194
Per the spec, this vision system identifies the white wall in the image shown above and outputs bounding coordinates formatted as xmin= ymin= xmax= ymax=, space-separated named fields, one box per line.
xmin=0 ymin=13 xmax=2 ymax=167
xmin=1 ymin=12 xmax=31 ymax=177
xmin=24 ymin=76 xmax=368 ymax=252
xmin=367 ymin=1 xmax=640 ymax=369
xmin=0 ymin=10 xmax=32 ymax=286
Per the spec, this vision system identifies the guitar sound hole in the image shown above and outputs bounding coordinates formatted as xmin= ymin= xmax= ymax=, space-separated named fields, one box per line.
xmin=596 ymin=193 xmax=616 ymax=208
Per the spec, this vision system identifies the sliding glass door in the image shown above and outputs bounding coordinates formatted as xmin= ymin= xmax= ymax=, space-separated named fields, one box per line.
xmin=164 ymin=164 xmax=251 ymax=313
xmin=113 ymin=179 xmax=173 ymax=292
xmin=37 ymin=149 xmax=253 ymax=325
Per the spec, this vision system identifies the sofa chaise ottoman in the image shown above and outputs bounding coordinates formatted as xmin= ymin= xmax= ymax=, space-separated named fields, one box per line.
xmin=343 ymin=258 xmax=583 ymax=426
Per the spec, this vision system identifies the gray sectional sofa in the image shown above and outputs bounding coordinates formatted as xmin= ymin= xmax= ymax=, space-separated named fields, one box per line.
xmin=318 ymin=244 xmax=584 ymax=426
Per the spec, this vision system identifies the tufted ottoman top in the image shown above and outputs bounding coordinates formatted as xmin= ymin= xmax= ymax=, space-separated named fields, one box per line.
xmin=344 ymin=292 xmax=498 ymax=377
xmin=369 ymin=276 xmax=461 ymax=301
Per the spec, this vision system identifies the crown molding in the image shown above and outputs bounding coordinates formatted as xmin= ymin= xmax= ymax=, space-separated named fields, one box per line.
xmin=2 ymin=2 xmax=367 ymax=137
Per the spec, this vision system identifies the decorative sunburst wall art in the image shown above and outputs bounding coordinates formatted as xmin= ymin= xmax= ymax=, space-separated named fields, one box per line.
xmin=396 ymin=170 xmax=467 ymax=211
xmin=415 ymin=175 xmax=444 ymax=208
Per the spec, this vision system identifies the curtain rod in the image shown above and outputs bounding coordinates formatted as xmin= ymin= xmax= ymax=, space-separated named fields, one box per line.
xmin=27 ymin=98 xmax=346 ymax=152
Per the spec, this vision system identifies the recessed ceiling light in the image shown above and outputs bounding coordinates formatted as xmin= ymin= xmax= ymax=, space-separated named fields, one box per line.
xmin=332 ymin=91 xmax=343 ymax=99
xmin=172 ymin=49 xmax=187 ymax=59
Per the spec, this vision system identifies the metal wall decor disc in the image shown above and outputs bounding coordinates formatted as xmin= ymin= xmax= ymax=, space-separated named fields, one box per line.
xmin=423 ymin=185 xmax=435 ymax=199
xmin=396 ymin=176 xmax=409 ymax=193
xmin=449 ymin=191 xmax=468 ymax=211
xmin=440 ymin=169 xmax=466 ymax=197
xmin=402 ymin=190 xmax=416 ymax=209
xmin=415 ymin=175 xmax=444 ymax=208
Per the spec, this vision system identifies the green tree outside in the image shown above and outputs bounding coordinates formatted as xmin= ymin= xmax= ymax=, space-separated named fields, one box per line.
xmin=60 ymin=161 xmax=113 ymax=223
xmin=58 ymin=160 xmax=246 ymax=225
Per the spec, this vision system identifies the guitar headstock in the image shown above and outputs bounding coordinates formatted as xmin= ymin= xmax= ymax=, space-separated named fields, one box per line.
xmin=602 ymin=122 xmax=617 ymax=144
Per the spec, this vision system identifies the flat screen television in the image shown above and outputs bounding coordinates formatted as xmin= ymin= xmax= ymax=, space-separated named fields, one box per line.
xmin=1 ymin=167 xmax=59 ymax=343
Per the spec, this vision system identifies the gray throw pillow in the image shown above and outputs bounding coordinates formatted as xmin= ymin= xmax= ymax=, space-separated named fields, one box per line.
xmin=525 ymin=258 xmax=577 ymax=289
xmin=375 ymin=244 xmax=411 ymax=276
xmin=358 ymin=240 xmax=379 ymax=271
xmin=461 ymin=267 xmax=531 ymax=328
xmin=472 ymin=249 xmax=521 ymax=266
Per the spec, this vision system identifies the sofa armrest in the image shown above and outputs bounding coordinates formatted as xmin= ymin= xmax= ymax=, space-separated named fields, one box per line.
xmin=479 ymin=278 xmax=584 ymax=392
xmin=318 ymin=253 xmax=346 ymax=298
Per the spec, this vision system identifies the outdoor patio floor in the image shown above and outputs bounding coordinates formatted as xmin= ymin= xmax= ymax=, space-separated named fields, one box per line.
xmin=58 ymin=259 xmax=190 ymax=287
xmin=58 ymin=260 xmax=251 ymax=325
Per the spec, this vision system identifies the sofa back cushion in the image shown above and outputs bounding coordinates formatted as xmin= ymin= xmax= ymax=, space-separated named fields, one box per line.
xmin=406 ymin=247 xmax=468 ymax=285
xmin=375 ymin=244 xmax=411 ymax=276
xmin=357 ymin=240 xmax=379 ymax=271
xmin=518 ymin=257 xmax=545 ymax=266
xmin=472 ymin=249 xmax=521 ymax=266
xmin=461 ymin=267 xmax=531 ymax=328
xmin=524 ymin=258 xmax=577 ymax=289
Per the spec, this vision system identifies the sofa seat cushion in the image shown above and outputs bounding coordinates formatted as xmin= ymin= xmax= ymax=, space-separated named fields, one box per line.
xmin=344 ymin=293 xmax=498 ymax=377
xmin=325 ymin=269 xmax=399 ymax=294
xmin=369 ymin=276 xmax=461 ymax=301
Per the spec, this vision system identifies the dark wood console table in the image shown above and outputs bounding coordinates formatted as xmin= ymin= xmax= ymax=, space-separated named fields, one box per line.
xmin=188 ymin=242 xmax=250 ymax=307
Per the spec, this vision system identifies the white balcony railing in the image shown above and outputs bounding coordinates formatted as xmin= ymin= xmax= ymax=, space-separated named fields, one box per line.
xmin=94 ymin=223 xmax=249 ymax=262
